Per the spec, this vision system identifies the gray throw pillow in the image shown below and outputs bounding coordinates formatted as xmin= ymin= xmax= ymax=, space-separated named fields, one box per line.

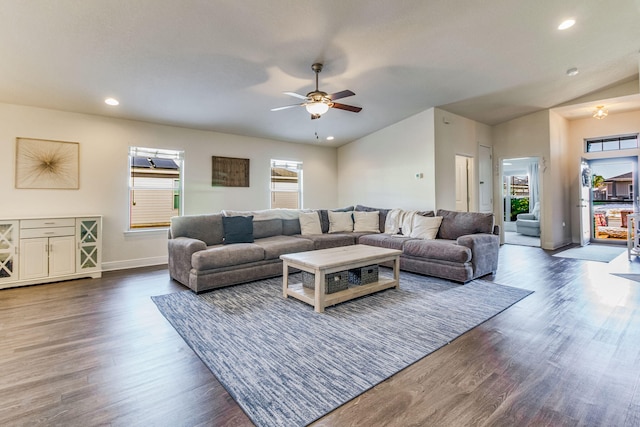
xmin=222 ymin=215 xmax=254 ymax=244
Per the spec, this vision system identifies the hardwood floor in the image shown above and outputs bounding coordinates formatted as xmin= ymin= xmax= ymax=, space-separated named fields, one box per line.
xmin=1 ymin=244 xmax=640 ymax=426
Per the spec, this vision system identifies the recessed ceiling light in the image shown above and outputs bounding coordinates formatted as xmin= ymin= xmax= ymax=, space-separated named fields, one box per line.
xmin=558 ymin=19 xmax=575 ymax=30
xmin=105 ymin=98 xmax=119 ymax=106
xmin=566 ymin=67 xmax=579 ymax=76
xmin=326 ymin=136 xmax=334 ymax=141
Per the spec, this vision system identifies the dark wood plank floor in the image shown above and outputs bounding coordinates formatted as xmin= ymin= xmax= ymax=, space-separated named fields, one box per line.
xmin=2 ymin=244 xmax=640 ymax=426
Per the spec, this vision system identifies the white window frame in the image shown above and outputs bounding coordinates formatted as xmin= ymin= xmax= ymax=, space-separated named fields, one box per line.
xmin=270 ymin=159 xmax=303 ymax=209
xmin=128 ymin=147 xmax=184 ymax=231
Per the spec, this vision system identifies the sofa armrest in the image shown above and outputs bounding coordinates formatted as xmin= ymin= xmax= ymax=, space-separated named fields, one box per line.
xmin=516 ymin=213 xmax=536 ymax=220
xmin=168 ymin=237 xmax=207 ymax=285
xmin=456 ymin=233 xmax=500 ymax=278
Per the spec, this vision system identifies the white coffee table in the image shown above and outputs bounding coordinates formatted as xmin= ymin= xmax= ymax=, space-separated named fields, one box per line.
xmin=280 ymin=244 xmax=401 ymax=313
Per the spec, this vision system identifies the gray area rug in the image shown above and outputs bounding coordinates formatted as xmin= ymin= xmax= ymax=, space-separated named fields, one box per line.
xmin=553 ymin=244 xmax=625 ymax=263
xmin=611 ymin=273 xmax=640 ymax=282
xmin=152 ymin=271 xmax=532 ymax=427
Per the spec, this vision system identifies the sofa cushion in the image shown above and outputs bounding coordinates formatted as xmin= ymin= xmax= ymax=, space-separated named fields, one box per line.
xmin=359 ymin=234 xmax=417 ymax=250
xmin=191 ymin=243 xmax=264 ymax=270
xmin=319 ymin=206 xmax=355 ymax=233
xmin=403 ymin=239 xmax=472 ymax=263
xmin=409 ymin=215 xmax=442 ymax=240
xmin=170 ymin=213 xmax=225 ymax=246
xmin=353 ymin=211 xmax=380 ymax=233
xmin=355 ymin=205 xmax=390 ymax=233
xmin=222 ymin=208 xmax=303 ymax=220
xmin=253 ymin=235 xmax=314 ymax=259
xmin=299 ymin=211 xmax=323 ymax=235
xmin=295 ymin=233 xmax=356 ymax=250
xmin=222 ymin=216 xmax=254 ymax=244
xmin=282 ymin=218 xmax=302 ymax=235
xmin=436 ymin=209 xmax=494 ymax=240
xmin=253 ymin=218 xmax=283 ymax=239
xmin=328 ymin=211 xmax=354 ymax=233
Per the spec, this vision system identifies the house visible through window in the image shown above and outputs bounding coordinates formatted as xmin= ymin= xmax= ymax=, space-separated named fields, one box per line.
xmin=270 ymin=160 xmax=302 ymax=209
xmin=129 ymin=147 xmax=184 ymax=229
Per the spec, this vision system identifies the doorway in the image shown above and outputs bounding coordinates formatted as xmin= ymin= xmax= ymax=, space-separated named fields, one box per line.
xmin=455 ymin=155 xmax=473 ymax=212
xmin=583 ymin=157 xmax=637 ymax=244
xmin=502 ymin=157 xmax=541 ymax=247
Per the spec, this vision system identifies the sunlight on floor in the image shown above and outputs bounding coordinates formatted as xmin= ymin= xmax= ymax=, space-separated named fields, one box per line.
xmin=585 ymin=261 xmax=635 ymax=308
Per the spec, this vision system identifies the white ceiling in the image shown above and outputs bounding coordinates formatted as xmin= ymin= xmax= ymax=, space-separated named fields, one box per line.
xmin=1 ymin=1 xmax=639 ymax=147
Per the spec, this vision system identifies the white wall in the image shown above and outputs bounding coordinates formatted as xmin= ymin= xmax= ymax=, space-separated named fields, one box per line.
xmin=493 ymin=110 xmax=553 ymax=247
xmin=548 ymin=111 xmax=572 ymax=248
xmin=337 ymin=107 xmax=492 ymax=214
xmin=0 ymin=103 xmax=338 ymax=270
xmin=337 ymin=109 xmax=436 ymax=210
xmin=434 ymin=108 xmax=492 ymax=211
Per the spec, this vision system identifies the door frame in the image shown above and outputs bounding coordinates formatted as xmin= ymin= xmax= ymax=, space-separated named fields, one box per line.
xmin=500 ymin=156 xmax=542 ymax=245
xmin=583 ymin=155 xmax=638 ymax=244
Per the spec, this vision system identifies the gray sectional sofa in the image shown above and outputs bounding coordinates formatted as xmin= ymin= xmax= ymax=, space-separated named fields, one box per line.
xmin=167 ymin=206 xmax=500 ymax=293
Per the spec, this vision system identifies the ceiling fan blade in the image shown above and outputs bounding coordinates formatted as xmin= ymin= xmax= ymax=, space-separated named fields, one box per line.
xmin=328 ymin=90 xmax=355 ymax=101
xmin=271 ymin=104 xmax=302 ymax=111
xmin=331 ymin=102 xmax=362 ymax=113
xmin=283 ymin=91 xmax=308 ymax=100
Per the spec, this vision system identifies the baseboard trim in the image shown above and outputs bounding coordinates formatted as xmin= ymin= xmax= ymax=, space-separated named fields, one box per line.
xmin=543 ymin=239 xmax=573 ymax=251
xmin=102 ymin=256 xmax=168 ymax=272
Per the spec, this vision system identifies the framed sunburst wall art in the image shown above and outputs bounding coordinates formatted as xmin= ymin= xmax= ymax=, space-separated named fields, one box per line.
xmin=15 ymin=138 xmax=80 ymax=189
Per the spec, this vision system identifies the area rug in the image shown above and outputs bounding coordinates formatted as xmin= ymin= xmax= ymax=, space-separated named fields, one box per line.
xmin=553 ymin=244 xmax=625 ymax=263
xmin=611 ymin=273 xmax=640 ymax=283
xmin=152 ymin=271 xmax=532 ymax=427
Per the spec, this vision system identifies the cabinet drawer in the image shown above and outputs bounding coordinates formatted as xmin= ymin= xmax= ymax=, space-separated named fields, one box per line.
xmin=21 ymin=218 xmax=75 ymax=229
xmin=20 ymin=227 xmax=76 ymax=238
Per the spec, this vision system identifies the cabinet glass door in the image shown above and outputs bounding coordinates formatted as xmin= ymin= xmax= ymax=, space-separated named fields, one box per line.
xmin=77 ymin=218 xmax=100 ymax=272
xmin=0 ymin=222 xmax=18 ymax=280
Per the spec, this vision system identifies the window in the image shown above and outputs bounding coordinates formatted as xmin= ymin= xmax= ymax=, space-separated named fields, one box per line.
xmin=270 ymin=160 xmax=302 ymax=209
xmin=585 ymin=134 xmax=638 ymax=153
xmin=129 ymin=147 xmax=184 ymax=229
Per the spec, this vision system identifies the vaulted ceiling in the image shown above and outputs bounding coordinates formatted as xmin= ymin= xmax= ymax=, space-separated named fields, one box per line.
xmin=1 ymin=1 xmax=639 ymax=146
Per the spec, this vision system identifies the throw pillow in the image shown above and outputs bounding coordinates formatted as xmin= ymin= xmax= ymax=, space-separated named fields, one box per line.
xmin=353 ymin=210 xmax=380 ymax=233
xmin=299 ymin=211 xmax=322 ymax=235
xmin=384 ymin=208 xmax=404 ymax=234
xmin=222 ymin=215 xmax=254 ymax=244
xmin=328 ymin=210 xmax=354 ymax=233
xmin=355 ymin=205 xmax=391 ymax=233
xmin=318 ymin=206 xmax=355 ymax=233
xmin=410 ymin=215 xmax=443 ymax=240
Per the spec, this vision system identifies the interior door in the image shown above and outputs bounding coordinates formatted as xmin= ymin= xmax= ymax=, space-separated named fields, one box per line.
xmin=579 ymin=159 xmax=591 ymax=246
xmin=455 ymin=155 xmax=470 ymax=212
xmin=478 ymin=145 xmax=493 ymax=213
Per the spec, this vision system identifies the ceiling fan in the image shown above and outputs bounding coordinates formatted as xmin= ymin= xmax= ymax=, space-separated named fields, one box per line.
xmin=271 ymin=63 xmax=362 ymax=120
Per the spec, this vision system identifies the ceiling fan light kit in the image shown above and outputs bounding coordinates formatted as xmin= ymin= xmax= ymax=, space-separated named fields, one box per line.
xmin=271 ymin=62 xmax=362 ymax=119
xmin=305 ymin=100 xmax=330 ymax=115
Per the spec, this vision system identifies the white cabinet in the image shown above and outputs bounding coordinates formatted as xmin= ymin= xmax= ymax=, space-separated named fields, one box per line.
xmin=20 ymin=235 xmax=76 ymax=280
xmin=0 ymin=216 xmax=102 ymax=289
